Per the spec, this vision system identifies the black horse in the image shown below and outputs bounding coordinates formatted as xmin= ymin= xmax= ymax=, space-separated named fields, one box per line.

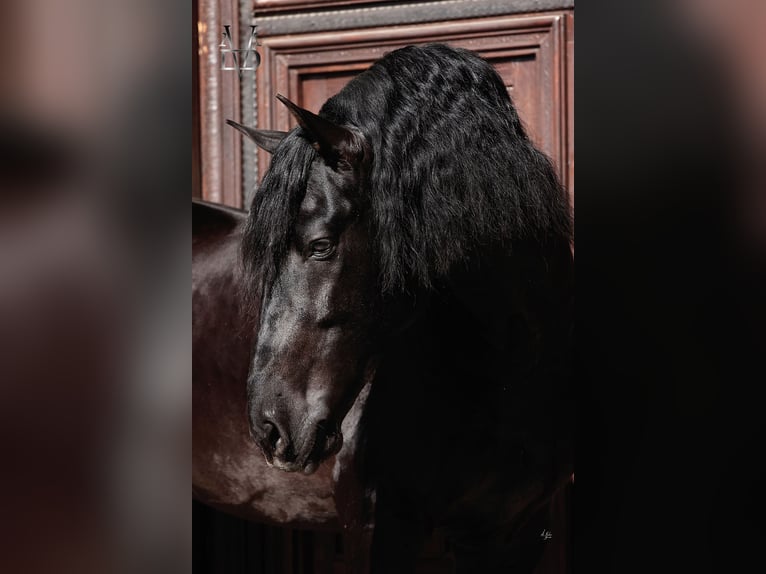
xmin=231 ymin=44 xmax=573 ymax=573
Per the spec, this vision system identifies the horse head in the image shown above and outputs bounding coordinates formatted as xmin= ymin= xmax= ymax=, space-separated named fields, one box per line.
xmin=231 ymin=96 xmax=380 ymax=474
xmin=232 ymin=45 xmax=572 ymax=480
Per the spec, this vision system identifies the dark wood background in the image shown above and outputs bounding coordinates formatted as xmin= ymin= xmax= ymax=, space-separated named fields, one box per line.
xmin=193 ymin=0 xmax=573 ymax=209
xmin=193 ymin=1 xmax=574 ymax=572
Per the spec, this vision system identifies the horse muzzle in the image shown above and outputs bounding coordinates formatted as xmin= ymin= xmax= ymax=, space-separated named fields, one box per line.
xmin=250 ymin=416 xmax=343 ymax=475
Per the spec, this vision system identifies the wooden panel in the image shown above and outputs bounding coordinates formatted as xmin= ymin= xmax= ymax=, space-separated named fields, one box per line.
xmin=252 ymin=1 xmax=574 ymax=35
xmin=255 ymin=12 xmax=571 ymax=193
xmin=197 ymin=0 xmax=245 ymax=208
xmin=193 ymin=0 xmax=202 ymax=200
xmin=566 ymin=11 xmax=574 ymax=203
xmin=254 ymin=0 xmax=394 ymax=14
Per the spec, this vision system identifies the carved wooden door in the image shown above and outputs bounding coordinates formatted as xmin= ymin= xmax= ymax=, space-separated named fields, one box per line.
xmin=195 ymin=1 xmax=573 ymax=212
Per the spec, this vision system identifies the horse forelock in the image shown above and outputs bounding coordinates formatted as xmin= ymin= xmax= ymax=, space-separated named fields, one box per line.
xmin=240 ymin=130 xmax=317 ymax=305
xmin=242 ymin=43 xmax=572 ymax=301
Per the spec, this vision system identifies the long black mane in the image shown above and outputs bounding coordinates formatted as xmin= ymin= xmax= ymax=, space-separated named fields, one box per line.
xmin=242 ymin=44 xmax=572 ymax=295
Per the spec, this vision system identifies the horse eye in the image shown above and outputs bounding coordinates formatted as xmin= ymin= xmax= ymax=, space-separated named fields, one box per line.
xmin=309 ymin=238 xmax=336 ymax=260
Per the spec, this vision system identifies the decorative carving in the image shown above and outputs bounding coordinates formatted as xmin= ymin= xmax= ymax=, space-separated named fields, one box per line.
xmin=253 ymin=1 xmax=574 ymax=31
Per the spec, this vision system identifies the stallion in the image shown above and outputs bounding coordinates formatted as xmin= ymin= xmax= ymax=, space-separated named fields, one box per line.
xmin=230 ymin=44 xmax=573 ymax=573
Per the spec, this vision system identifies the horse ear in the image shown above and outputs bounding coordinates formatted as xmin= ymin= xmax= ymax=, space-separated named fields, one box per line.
xmin=275 ymin=93 xmax=363 ymax=166
xmin=225 ymin=119 xmax=287 ymax=154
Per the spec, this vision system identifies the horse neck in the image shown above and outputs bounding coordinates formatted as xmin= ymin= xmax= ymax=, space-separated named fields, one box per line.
xmin=376 ymin=238 xmax=573 ymax=431
xmin=421 ymin=238 xmax=571 ymax=359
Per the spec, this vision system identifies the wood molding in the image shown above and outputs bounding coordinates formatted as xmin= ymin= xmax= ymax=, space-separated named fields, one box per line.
xmin=254 ymin=0 xmax=400 ymax=15
xmin=566 ymin=10 xmax=574 ymax=200
xmin=198 ymin=0 xmax=247 ymax=208
xmin=253 ymin=0 xmax=574 ymax=34
xmin=193 ymin=0 xmax=202 ymax=200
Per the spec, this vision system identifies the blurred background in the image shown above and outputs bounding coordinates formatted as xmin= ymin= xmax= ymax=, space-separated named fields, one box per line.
xmin=576 ymin=2 xmax=766 ymax=573
xmin=1 ymin=0 xmax=189 ymax=573
xmin=0 ymin=0 xmax=763 ymax=573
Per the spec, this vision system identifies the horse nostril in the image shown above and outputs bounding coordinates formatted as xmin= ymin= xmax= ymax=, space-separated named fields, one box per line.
xmin=324 ymin=431 xmax=342 ymax=455
xmin=315 ymin=420 xmax=342 ymax=456
xmin=263 ymin=420 xmax=290 ymax=459
xmin=263 ymin=421 xmax=278 ymax=446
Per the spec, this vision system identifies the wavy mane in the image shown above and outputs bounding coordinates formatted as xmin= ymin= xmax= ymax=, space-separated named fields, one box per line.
xmin=243 ymin=43 xmax=572 ymax=296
